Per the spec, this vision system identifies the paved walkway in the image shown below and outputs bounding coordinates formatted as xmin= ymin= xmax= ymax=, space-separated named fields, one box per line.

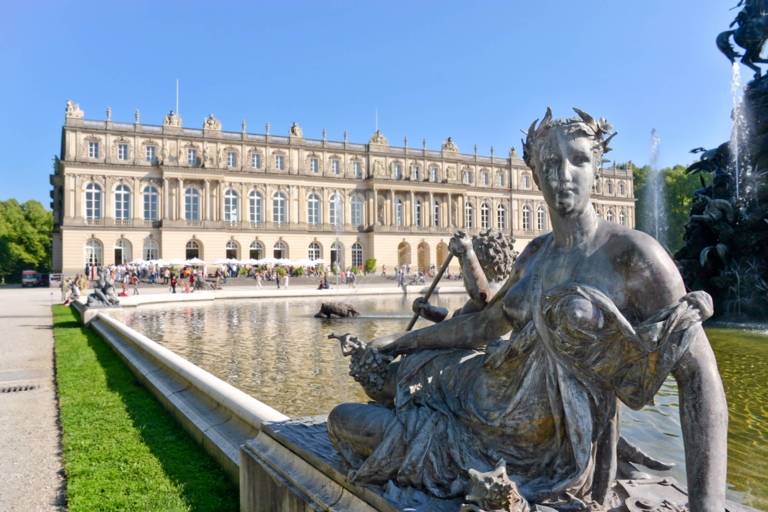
xmin=0 ymin=287 xmax=65 ymax=511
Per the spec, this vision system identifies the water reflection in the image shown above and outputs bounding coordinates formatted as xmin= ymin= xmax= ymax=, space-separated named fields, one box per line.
xmin=110 ymin=298 xmax=767 ymax=509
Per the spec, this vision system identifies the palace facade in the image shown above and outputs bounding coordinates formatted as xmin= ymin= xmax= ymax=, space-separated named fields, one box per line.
xmin=50 ymin=101 xmax=635 ymax=274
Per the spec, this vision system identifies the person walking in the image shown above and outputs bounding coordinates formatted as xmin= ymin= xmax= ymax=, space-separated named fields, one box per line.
xmin=130 ymin=273 xmax=140 ymax=295
xmin=170 ymin=273 xmax=177 ymax=294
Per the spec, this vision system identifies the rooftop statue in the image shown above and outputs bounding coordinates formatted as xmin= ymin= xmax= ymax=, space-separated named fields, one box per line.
xmin=442 ymin=136 xmax=459 ymax=152
xmin=163 ymin=110 xmax=182 ymax=127
xmin=289 ymin=121 xmax=303 ymax=138
xmin=370 ymin=129 xmax=389 ymax=146
xmin=64 ymin=99 xmax=84 ymax=119
xmin=203 ymin=113 xmax=221 ymax=131
xmin=717 ymin=0 xmax=768 ymax=77
xmin=328 ymin=109 xmax=728 ymax=511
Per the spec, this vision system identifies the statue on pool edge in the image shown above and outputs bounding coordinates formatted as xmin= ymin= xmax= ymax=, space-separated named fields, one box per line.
xmin=327 ymin=109 xmax=728 ymax=511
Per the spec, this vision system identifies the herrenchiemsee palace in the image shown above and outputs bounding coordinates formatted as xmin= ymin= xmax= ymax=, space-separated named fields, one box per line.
xmin=50 ymin=101 xmax=635 ymax=274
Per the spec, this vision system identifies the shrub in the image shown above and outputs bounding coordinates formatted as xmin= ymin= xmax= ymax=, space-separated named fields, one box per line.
xmin=364 ymin=258 xmax=377 ymax=274
xmin=275 ymin=266 xmax=287 ymax=277
xmin=294 ymin=266 xmax=305 ymax=277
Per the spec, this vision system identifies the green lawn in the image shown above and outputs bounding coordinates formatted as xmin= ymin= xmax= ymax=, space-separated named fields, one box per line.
xmin=52 ymin=305 xmax=238 ymax=511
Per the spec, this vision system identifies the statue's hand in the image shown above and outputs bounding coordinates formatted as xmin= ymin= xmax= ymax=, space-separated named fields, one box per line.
xmin=412 ymin=297 xmax=430 ymax=315
xmin=448 ymin=231 xmax=471 ymax=257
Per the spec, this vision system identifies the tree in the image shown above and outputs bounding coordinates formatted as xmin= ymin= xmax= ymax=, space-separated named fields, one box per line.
xmin=0 ymin=199 xmax=52 ymax=282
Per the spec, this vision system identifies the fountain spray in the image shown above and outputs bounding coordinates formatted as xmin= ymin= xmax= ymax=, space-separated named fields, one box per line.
xmin=644 ymin=129 xmax=668 ymax=247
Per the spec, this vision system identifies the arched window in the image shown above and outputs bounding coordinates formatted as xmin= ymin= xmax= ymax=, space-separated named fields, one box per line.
xmin=433 ymin=200 xmax=441 ymax=227
xmin=249 ymin=240 xmax=264 ymax=260
xmin=412 ymin=165 xmax=421 ymax=181
xmin=429 ymin=166 xmax=438 ymax=182
xmin=143 ymin=238 xmax=159 ymax=260
xmin=84 ymin=238 xmax=103 ymax=266
xmin=273 ymin=192 xmax=286 ymax=224
xmin=595 ymin=207 xmax=602 ymax=219
xmin=619 ymin=209 xmax=626 ymax=225
xmin=114 ymin=184 xmax=131 ymax=222
xmin=308 ymin=241 xmax=321 ymax=261
xmin=114 ymin=238 xmax=132 ymax=265
xmin=395 ymin=199 xmax=404 ymax=226
xmin=143 ymin=186 xmax=159 ymax=221
xmin=224 ymin=189 xmax=239 ymax=223
xmin=619 ymin=181 xmax=626 ymax=196
xmin=537 ymin=205 xmax=546 ymax=231
xmin=273 ymin=240 xmax=288 ymax=259
xmin=464 ymin=202 xmax=474 ymax=228
xmin=393 ymin=162 xmax=402 ymax=180
xmin=522 ymin=205 xmax=531 ymax=231
xmin=225 ymin=240 xmax=239 ymax=259
xmin=85 ymin=183 xmax=102 ymax=222
xmin=497 ymin=205 xmax=507 ymax=230
xmin=351 ymin=195 xmax=363 ymax=226
xmin=351 ymin=242 xmax=363 ymax=268
xmin=329 ymin=193 xmax=342 ymax=226
xmin=185 ymin=239 xmax=201 ymax=259
xmin=307 ymin=192 xmax=321 ymax=225
xmin=415 ymin=200 xmax=422 ymax=227
xmin=185 ymin=188 xmax=200 ymax=222
xmin=606 ymin=209 xmax=615 ymax=223
xmin=249 ymin=191 xmax=263 ymax=225
xmin=480 ymin=202 xmax=490 ymax=229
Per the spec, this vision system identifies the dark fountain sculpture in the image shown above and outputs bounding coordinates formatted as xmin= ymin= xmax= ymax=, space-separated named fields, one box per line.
xmin=315 ymin=303 xmax=360 ymax=319
xmin=325 ymin=109 xmax=731 ymax=511
xmin=85 ymin=268 xmax=120 ymax=308
xmin=677 ymin=0 xmax=768 ymax=320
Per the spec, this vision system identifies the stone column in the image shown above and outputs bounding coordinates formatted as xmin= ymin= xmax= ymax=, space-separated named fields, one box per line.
xmin=428 ymin=192 xmax=434 ymax=227
xmin=103 ymin=176 xmax=113 ymax=222
xmin=240 ymin=182 xmax=247 ymax=225
xmin=68 ymin=174 xmax=77 ymax=219
xmin=264 ymin=185 xmax=272 ymax=225
xmin=204 ymin=180 xmax=210 ymax=221
xmin=133 ymin=177 xmax=142 ymax=221
xmin=178 ymin=178 xmax=184 ymax=221
xmin=373 ymin=189 xmax=378 ymax=226
xmin=447 ymin=192 xmax=453 ymax=228
xmin=409 ymin=190 xmax=415 ymax=227
xmin=390 ymin=189 xmax=396 ymax=226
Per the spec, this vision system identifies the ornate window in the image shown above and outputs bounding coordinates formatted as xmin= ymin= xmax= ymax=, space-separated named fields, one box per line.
xmin=185 ymin=239 xmax=201 ymax=259
xmin=497 ymin=204 xmax=506 ymax=230
xmin=607 ymin=180 xmax=614 ymax=195
xmin=462 ymin=170 xmax=471 ymax=185
xmin=310 ymin=157 xmax=320 ymax=174
xmin=429 ymin=166 xmax=438 ymax=182
xmin=351 ymin=195 xmax=363 ymax=226
xmin=351 ymin=242 xmax=363 ymax=268
xmin=481 ymin=171 xmax=490 ymax=186
xmin=412 ymin=165 xmax=421 ymax=181
xmin=143 ymin=186 xmax=159 ymax=221
xmin=537 ymin=205 xmax=546 ymax=231
xmin=496 ymin=172 xmax=505 ymax=188
xmin=227 ymin=150 xmax=237 ymax=168
xmin=225 ymin=240 xmax=239 ymax=259
xmin=224 ymin=189 xmax=239 ymax=223
xmin=85 ymin=183 xmax=102 ymax=222
xmin=353 ymin=160 xmax=363 ymax=178
xmin=251 ymin=152 xmax=262 ymax=168
xmin=395 ymin=199 xmax=403 ymax=226
xmin=274 ymin=154 xmax=285 ymax=170
xmin=118 ymin=143 xmax=129 ymax=161
xmin=393 ymin=162 xmax=402 ymax=180
xmin=185 ymin=188 xmax=200 ymax=221
xmin=522 ymin=205 xmax=531 ymax=231
xmin=308 ymin=242 xmax=321 ymax=261
xmin=272 ymin=192 xmax=286 ymax=224
xmin=606 ymin=208 xmax=615 ymax=223
xmin=248 ymin=191 xmax=263 ymax=225
xmin=619 ymin=209 xmax=626 ymax=225
xmin=307 ymin=193 xmax=321 ymax=225
xmin=187 ymin=148 xmax=197 ymax=166
xmin=415 ymin=200 xmax=422 ymax=227
xmin=480 ymin=202 xmax=490 ymax=229
xmin=114 ymin=184 xmax=131 ymax=222
xmin=329 ymin=193 xmax=342 ymax=226
xmin=143 ymin=238 xmax=159 ymax=260
xmin=521 ymin=173 xmax=531 ymax=189
xmin=88 ymin=141 xmax=100 ymax=159
xmin=145 ymin=145 xmax=156 ymax=163
xmin=249 ymin=240 xmax=264 ymax=260
xmin=433 ymin=200 xmax=441 ymax=227
xmin=464 ymin=202 xmax=474 ymax=228
xmin=273 ymin=240 xmax=288 ymax=259
xmin=331 ymin=158 xmax=341 ymax=175
xmin=619 ymin=181 xmax=626 ymax=196
xmin=84 ymin=238 xmax=103 ymax=266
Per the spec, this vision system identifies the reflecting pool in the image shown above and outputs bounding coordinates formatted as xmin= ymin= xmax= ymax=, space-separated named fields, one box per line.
xmin=111 ymin=296 xmax=767 ymax=509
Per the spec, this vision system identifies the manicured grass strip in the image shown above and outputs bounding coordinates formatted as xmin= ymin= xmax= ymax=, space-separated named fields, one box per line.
xmin=52 ymin=305 xmax=238 ymax=512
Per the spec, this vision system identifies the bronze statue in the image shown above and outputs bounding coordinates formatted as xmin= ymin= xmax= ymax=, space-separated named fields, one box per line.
xmin=328 ymin=109 xmax=728 ymax=511
xmin=717 ymin=0 xmax=768 ymax=77
xmin=314 ymin=302 xmax=360 ymax=319
xmin=86 ymin=268 xmax=120 ymax=308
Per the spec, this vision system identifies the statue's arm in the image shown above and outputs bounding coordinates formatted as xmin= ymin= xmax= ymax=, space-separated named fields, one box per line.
xmin=381 ymin=299 xmax=512 ymax=355
xmin=671 ymin=326 xmax=728 ymax=512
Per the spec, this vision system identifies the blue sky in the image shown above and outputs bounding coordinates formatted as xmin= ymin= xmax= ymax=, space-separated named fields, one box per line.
xmin=0 ymin=0 xmax=738 ymax=205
